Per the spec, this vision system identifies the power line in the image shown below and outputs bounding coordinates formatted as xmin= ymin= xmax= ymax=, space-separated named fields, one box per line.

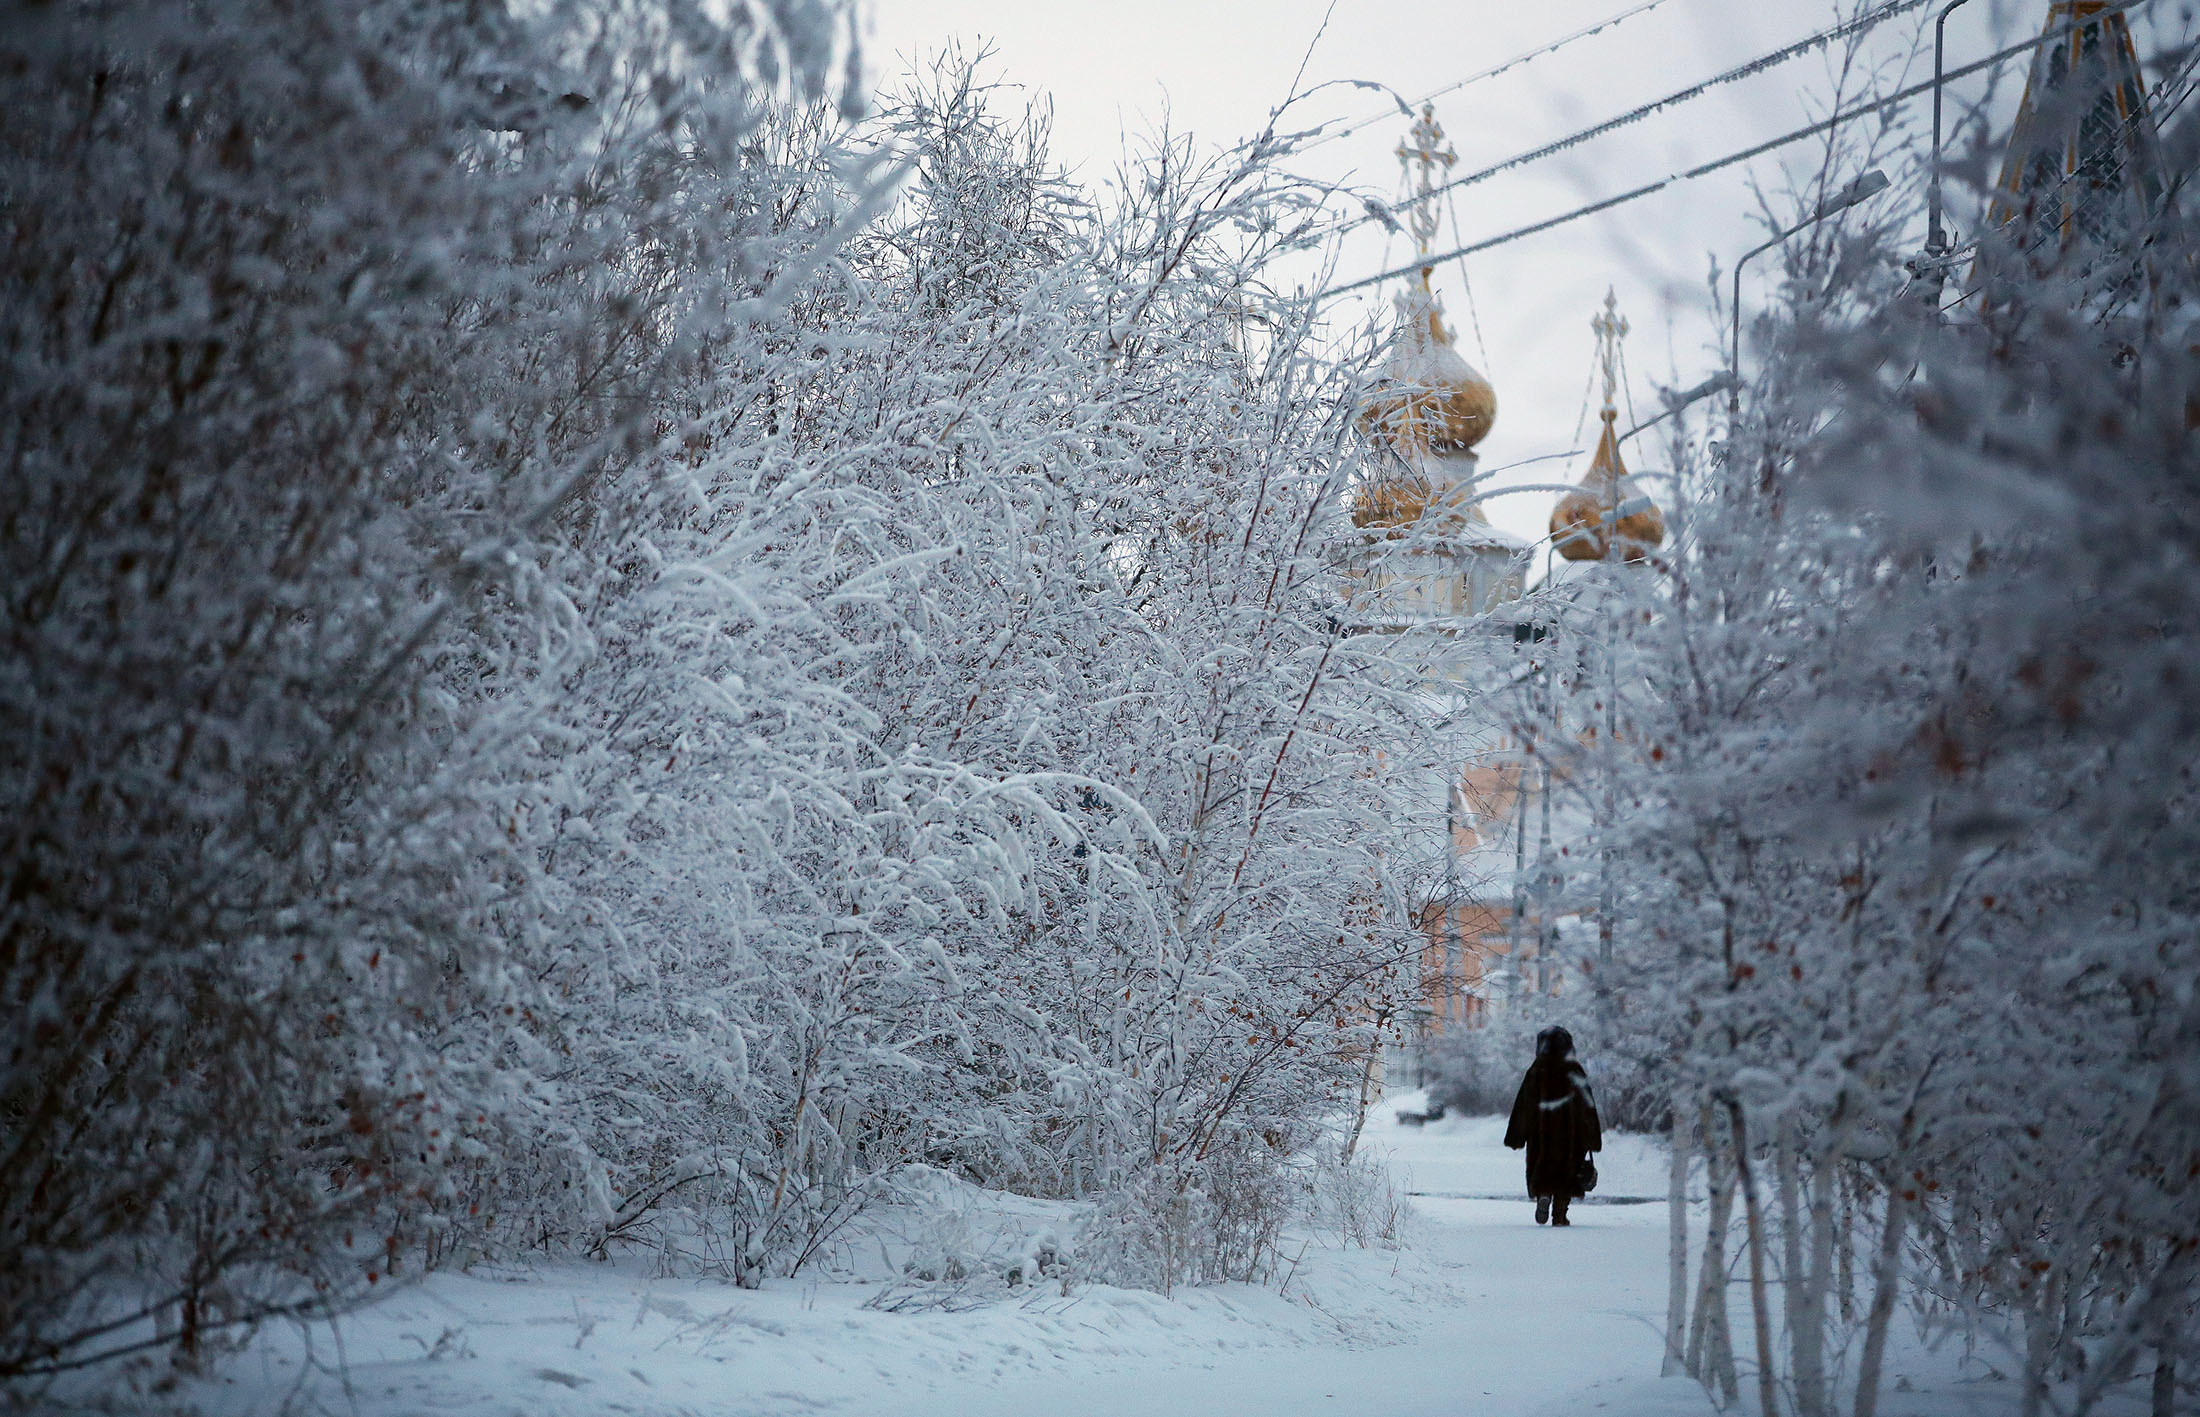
xmin=1314 ymin=0 xmax=1939 ymax=274
xmin=1323 ymin=0 xmax=2156 ymax=302
xmin=1363 ymin=0 xmax=1941 ymax=232
xmin=1309 ymin=0 xmax=1936 ymax=314
xmin=1443 ymin=180 xmax=1493 ymax=371
xmin=1304 ymin=0 xmax=1688 ymax=153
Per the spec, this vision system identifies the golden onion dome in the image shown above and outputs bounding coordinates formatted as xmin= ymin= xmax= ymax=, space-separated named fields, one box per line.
xmin=1348 ymin=465 xmax=1499 ymax=531
xmin=1350 ymin=472 xmax=1431 ymax=530
xmin=1549 ymin=409 xmax=1665 ymax=563
xmin=1355 ymin=273 xmax=1497 ymax=456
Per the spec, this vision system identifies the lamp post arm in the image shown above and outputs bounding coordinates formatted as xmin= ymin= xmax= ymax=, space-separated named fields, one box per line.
xmin=1730 ymin=226 xmax=1798 ymax=417
xmin=1929 ymin=0 xmax=1975 ymax=254
xmin=1728 ymin=168 xmax=1885 ymax=417
xmin=1614 ymin=372 xmax=1736 ymax=444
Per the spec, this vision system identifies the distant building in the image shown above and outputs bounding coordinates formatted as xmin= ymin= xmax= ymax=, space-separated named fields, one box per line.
xmin=1345 ymin=108 xmax=1524 ymax=632
xmin=1341 ymin=109 xmax=1665 ymax=1071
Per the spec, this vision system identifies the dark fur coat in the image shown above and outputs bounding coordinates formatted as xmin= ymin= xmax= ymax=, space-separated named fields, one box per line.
xmin=1503 ymin=1026 xmax=1603 ymax=1200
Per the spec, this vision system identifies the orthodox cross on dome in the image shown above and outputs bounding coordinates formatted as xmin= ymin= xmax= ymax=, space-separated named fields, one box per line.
xmin=1347 ymin=99 xmax=1497 ymax=518
xmin=1396 ymin=104 xmax=1456 ymax=266
xmin=1590 ymin=287 xmax=1628 ymax=415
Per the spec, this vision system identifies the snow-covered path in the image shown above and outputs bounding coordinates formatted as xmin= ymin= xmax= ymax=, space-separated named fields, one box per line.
xmin=169 ymin=1103 xmax=2040 ymax=1417
xmin=922 ymin=1108 xmax=1710 ymax=1417
xmin=943 ymin=1195 xmax=1706 ymax=1417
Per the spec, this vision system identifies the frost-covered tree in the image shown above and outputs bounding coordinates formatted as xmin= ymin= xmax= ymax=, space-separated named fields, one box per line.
xmin=1560 ymin=76 xmax=2200 ymax=1417
xmin=3 ymin=14 xmax=1437 ymax=1388
xmin=0 ymin=0 xmax=860 ymax=1376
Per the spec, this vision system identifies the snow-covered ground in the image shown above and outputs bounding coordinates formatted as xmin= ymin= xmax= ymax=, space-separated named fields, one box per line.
xmin=133 ymin=1094 xmax=2119 ymax=1417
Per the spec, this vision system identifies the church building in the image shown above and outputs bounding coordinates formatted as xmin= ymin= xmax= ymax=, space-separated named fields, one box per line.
xmin=1350 ymin=0 xmax=2181 ymax=1072
xmin=1342 ymin=107 xmax=1665 ymax=1060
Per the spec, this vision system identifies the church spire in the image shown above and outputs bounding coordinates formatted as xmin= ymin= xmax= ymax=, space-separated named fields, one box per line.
xmin=1549 ymin=288 xmax=1665 ymax=564
xmin=1353 ymin=104 xmax=1497 ymax=527
xmin=1990 ymin=0 xmax=2176 ymax=269
xmin=1397 ymin=103 xmax=1456 ymax=331
xmin=1592 ymin=288 xmax=1626 ymax=415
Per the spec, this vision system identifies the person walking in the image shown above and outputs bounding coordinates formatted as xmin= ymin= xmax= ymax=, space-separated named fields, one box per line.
xmin=1504 ymin=1025 xmax=1602 ymax=1226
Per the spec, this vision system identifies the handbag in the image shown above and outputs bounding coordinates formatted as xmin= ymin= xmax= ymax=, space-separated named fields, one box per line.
xmin=1575 ymin=1156 xmax=1599 ymax=1195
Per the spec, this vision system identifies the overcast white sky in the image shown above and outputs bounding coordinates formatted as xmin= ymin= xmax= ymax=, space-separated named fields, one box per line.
xmin=861 ymin=0 xmax=2189 ymax=545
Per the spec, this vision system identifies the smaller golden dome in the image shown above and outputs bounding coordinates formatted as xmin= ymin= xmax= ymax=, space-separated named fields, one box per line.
xmin=1356 ymin=274 xmax=1497 ymax=455
xmin=1351 ymin=472 xmax=1432 ymax=530
xmin=1349 ymin=455 xmax=1510 ymax=536
xmin=1550 ymin=410 xmax=1665 ymax=563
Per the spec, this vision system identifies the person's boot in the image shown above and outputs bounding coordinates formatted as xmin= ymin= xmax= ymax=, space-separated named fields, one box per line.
xmin=1535 ymin=1196 xmax=1550 ymax=1225
xmin=1552 ymin=1198 xmax=1571 ymax=1226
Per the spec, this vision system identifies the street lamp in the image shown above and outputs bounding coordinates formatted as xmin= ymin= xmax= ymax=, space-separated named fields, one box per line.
xmin=1906 ymin=0 xmax=1979 ymax=311
xmin=1728 ymin=168 xmax=1890 ymax=419
xmin=1926 ymin=0 xmax=1976 ymax=262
